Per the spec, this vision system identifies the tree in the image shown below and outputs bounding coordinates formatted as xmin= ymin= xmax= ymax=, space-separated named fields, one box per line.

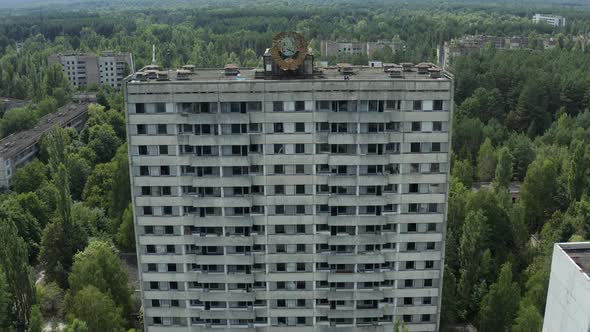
xmin=67 ymin=154 xmax=92 ymax=201
xmin=116 ymin=204 xmax=136 ymax=252
xmin=0 ymin=107 xmax=37 ymax=138
xmin=512 ymin=303 xmax=543 ymax=332
xmin=458 ymin=210 xmax=489 ymax=318
xmin=37 ymin=282 xmax=65 ymax=320
xmin=65 ymin=286 xmax=124 ymax=332
xmin=565 ymin=140 xmax=590 ymax=202
xmin=505 ymin=134 xmax=535 ymax=181
xmin=0 ymin=219 xmax=36 ymax=330
xmin=87 ymin=124 xmax=121 ymax=164
xmin=68 ymin=240 xmax=133 ymax=317
xmin=494 ymin=147 xmax=514 ymax=189
xmin=452 ymin=159 xmax=474 ymax=188
xmin=520 ymin=157 xmax=561 ymax=232
xmin=11 ymin=159 xmax=48 ymax=193
xmin=441 ymin=265 xmax=459 ymax=326
xmin=28 ymin=305 xmax=43 ymax=332
xmin=0 ymin=268 xmax=10 ymax=328
xmin=39 ymin=220 xmax=88 ymax=289
xmin=65 ymin=319 xmax=89 ymax=332
xmin=83 ymin=161 xmax=116 ymax=212
xmin=109 ymin=144 xmax=131 ymax=225
xmin=478 ymin=262 xmax=520 ymax=332
xmin=477 ymin=138 xmax=496 ymax=182
xmin=0 ymin=198 xmax=41 ymax=262
xmin=43 ymin=64 xmax=70 ymax=98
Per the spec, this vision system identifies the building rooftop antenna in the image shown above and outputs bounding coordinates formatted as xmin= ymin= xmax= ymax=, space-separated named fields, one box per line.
xmin=152 ymin=45 xmax=156 ymax=65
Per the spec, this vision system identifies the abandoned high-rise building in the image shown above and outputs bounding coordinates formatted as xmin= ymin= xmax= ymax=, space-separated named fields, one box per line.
xmin=125 ymin=32 xmax=453 ymax=332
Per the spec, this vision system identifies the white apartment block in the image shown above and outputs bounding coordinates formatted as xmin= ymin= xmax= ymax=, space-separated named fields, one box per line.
xmin=48 ymin=51 xmax=133 ymax=88
xmin=533 ymin=14 xmax=566 ymax=27
xmin=125 ymin=38 xmax=452 ymax=332
xmin=543 ymin=242 xmax=590 ymax=332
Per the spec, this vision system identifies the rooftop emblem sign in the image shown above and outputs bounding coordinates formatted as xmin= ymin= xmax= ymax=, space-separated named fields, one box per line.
xmin=271 ymin=32 xmax=307 ymax=71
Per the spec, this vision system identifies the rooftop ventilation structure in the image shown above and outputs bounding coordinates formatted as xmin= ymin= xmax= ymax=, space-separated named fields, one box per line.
xmin=224 ymin=64 xmax=240 ymax=76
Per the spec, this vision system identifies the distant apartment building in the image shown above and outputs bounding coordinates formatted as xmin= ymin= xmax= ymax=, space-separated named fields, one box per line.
xmin=533 ymin=14 xmax=566 ymax=27
xmin=543 ymin=242 xmax=590 ymax=332
xmin=48 ymin=51 xmax=133 ymax=89
xmin=126 ymin=32 xmax=452 ymax=332
xmin=321 ymin=38 xmax=405 ymax=59
xmin=437 ymin=35 xmax=529 ymax=68
xmin=0 ymin=102 xmax=89 ymax=188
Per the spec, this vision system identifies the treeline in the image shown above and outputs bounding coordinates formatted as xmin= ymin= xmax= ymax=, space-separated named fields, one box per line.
xmin=442 ymin=47 xmax=590 ymax=331
xmin=0 ymin=101 xmax=137 ymax=331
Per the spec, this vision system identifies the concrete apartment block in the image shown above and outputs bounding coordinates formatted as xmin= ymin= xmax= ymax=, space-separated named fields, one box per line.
xmin=48 ymin=51 xmax=132 ymax=88
xmin=543 ymin=242 xmax=590 ymax=332
xmin=533 ymin=14 xmax=566 ymax=27
xmin=125 ymin=40 xmax=452 ymax=332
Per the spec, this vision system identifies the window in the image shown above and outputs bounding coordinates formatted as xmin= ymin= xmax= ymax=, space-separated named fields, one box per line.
xmin=406 ymin=242 xmax=416 ymax=251
xmin=274 ymin=165 xmax=284 ymax=174
xmin=275 ymin=206 xmax=285 ymax=215
xmin=159 ymin=145 xmax=168 ymax=155
xmin=297 ymin=263 xmax=306 ymax=271
xmin=158 ymin=124 xmax=167 ymax=134
xmin=297 ymin=317 xmax=306 ymax=325
xmin=317 ymin=122 xmax=329 ymax=131
xmin=425 ymin=260 xmax=434 ymax=269
xmin=273 ymin=101 xmax=284 ymax=112
xmin=411 ymin=122 xmax=421 ymax=131
xmin=155 ymin=103 xmax=166 ymax=113
xmin=163 ymin=206 xmax=172 ymax=215
xmin=165 ymin=226 xmax=174 ymax=234
xmin=297 ymin=299 xmax=306 ymax=307
xmin=168 ymin=264 xmax=177 ymax=272
xmin=423 ymin=297 xmax=432 ymax=305
xmin=295 ymin=165 xmax=305 ymax=174
xmin=413 ymin=100 xmax=422 ymax=111
xmin=170 ymin=281 xmax=178 ymax=290
xmin=405 ymin=261 xmax=415 ymax=269
xmin=408 ymin=223 xmax=417 ymax=232
xmin=433 ymin=100 xmax=443 ymax=111
xmin=429 ymin=203 xmax=438 ymax=213
xmin=403 ymin=315 xmax=412 ymax=323
xmin=295 ymin=101 xmax=305 ymax=111
xmin=143 ymin=207 xmax=153 ymax=215
xmin=274 ymin=144 xmax=284 ymax=154
xmin=276 ymin=263 xmax=286 ymax=272
xmin=428 ymin=223 xmax=437 ymax=231
xmin=410 ymin=143 xmax=421 ymax=153
xmin=148 ymin=263 xmax=157 ymax=272
xmin=433 ymin=121 xmax=442 ymax=131
xmin=427 ymin=242 xmax=435 ymax=250
xmin=274 ymin=185 xmax=285 ymax=195
xmin=296 ymin=205 xmax=306 ymax=214
xmin=135 ymin=103 xmax=145 ymax=113
xmin=274 ymin=123 xmax=284 ymax=133
xmin=160 ymin=166 xmax=170 ymax=176
xmin=409 ymin=183 xmax=419 ymax=193
xmin=403 ymin=297 xmax=413 ymax=305
xmin=431 ymin=142 xmax=441 ymax=152
xmin=137 ymin=124 xmax=146 ymax=134
xmin=424 ymin=279 xmax=433 ymax=287
xmin=297 ymin=244 xmax=306 ymax=252
xmin=295 ymin=144 xmax=305 ymax=154
xmin=295 ymin=122 xmax=305 ymax=132
xmin=421 ymin=314 xmax=431 ymax=322
xmin=138 ymin=146 xmax=148 ymax=155
xmin=296 ymin=185 xmax=306 ymax=194
xmin=145 ymin=226 xmax=154 ymax=234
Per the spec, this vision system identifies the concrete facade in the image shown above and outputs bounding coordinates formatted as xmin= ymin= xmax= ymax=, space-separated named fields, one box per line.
xmin=533 ymin=14 xmax=566 ymax=27
xmin=543 ymin=242 xmax=590 ymax=332
xmin=125 ymin=63 xmax=452 ymax=332
xmin=0 ymin=102 xmax=89 ymax=188
xmin=321 ymin=39 xmax=404 ymax=59
xmin=48 ymin=51 xmax=133 ymax=89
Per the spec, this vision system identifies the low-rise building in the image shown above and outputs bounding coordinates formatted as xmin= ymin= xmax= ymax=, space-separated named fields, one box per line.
xmin=543 ymin=242 xmax=590 ymax=332
xmin=48 ymin=51 xmax=133 ymax=89
xmin=0 ymin=102 xmax=90 ymax=188
xmin=533 ymin=14 xmax=566 ymax=27
xmin=437 ymin=35 xmax=529 ymax=68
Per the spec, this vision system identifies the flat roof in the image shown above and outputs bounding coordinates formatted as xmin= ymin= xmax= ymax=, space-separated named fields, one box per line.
xmin=0 ymin=102 xmax=89 ymax=159
xmin=559 ymin=242 xmax=590 ymax=277
xmin=129 ymin=64 xmax=451 ymax=84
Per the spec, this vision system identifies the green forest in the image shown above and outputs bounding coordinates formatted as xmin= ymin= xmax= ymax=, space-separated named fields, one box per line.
xmin=1 ymin=0 xmax=590 ymax=331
